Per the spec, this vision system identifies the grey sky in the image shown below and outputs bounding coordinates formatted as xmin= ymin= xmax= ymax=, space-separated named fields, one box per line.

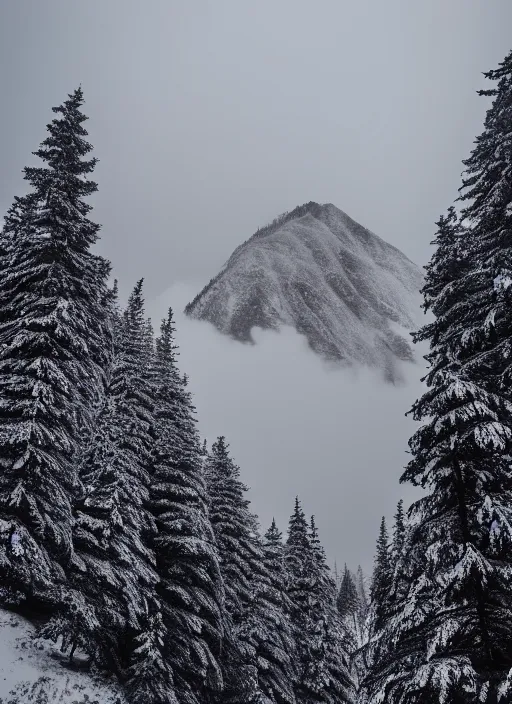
xmin=2 ymin=1 xmax=511 ymax=300
xmin=1 ymin=2 xmax=511 ymax=570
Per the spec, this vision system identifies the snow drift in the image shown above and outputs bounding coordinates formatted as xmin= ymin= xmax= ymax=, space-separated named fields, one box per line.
xmin=0 ymin=609 xmax=124 ymax=704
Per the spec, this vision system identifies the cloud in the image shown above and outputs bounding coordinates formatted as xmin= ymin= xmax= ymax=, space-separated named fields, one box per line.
xmin=150 ymin=283 xmax=426 ymax=574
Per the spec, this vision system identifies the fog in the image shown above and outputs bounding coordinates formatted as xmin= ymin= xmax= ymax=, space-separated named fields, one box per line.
xmin=150 ymin=284 xmax=426 ymax=573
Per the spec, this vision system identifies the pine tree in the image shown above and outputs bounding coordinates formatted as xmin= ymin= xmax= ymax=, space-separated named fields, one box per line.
xmin=363 ymin=67 xmax=512 ymax=699
xmin=244 ymin=519 xmax=297 ymax=704
xmin=309 ymin=516 xmax=354 ymax=704
xmin=336 ymin=565 xmax=358 ymax=624
xmin=53 ymin=281 xmax=159 ymax=671
xmin=204 ymin=437 xmax=264 ymax=703
xmin=108 ymin=280 xmax=158 ymax=663
xmin=38 ymin=387 xmax=125 ymax=669
xmin=37 ymin=283 xmax=124 ymax=670
xmin=150 ymin=309 xmax=223 ymax=704
xmin=456 ymin=50 xmax=512 ymax=387
xmin=126 ymin=607 xmax=177 ymax=704
xmin=391 ymin=499 xmax=406 ymax=566
xmin=285 ymin=502 xmax=319 ymax=704
xmin=369 ymin=518 xmax=391 ymax=632
xmin=364 ymin=251 xmax=512 ymax=701
xmin=0 ymin=194 xmax=37 ymax=266
xmin=0 ymin=88 xmax=111 ymax=605
xmin=285 ymin=501 xmax=353 ymax=703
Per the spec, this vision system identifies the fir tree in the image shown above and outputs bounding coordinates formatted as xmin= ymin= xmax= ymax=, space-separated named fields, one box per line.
xmin=103 ymin=279 xmax=158 ymax=663
xmin=456 ymin=50 xmax=512 ymax=387
xmin=0 ymin=194 xmax=38 ymax=265
xmin=309 ymin=516 xmax=354 ymax=704
xmin=364 ymin=76 xmax=512 ymax=699
xmin=285 ymin=501 xmax=353 ymax=703
xmin=369 ymin=517 xmax=391 ymax=632
xmin=244 ymin=519 xmax=297 ymax=704
xmin=38 ymin=283 xmax=124 ymax=669
xmin=0 ymin=88 xmax=111 ymax=605
xmin=336 ymin=565 xmax=358 ymax=624
xmin=391 ymin=499 xmax=406 ymax=566
xmin=285 ymin=502 xmax=318 ymax=704
xmin=204 ymin=437 xmax=264 ymax=703
xmin=150 ymin=309 xmax=223 ymax=703
xmin=125 ymin=607 xmax=177 ymax=704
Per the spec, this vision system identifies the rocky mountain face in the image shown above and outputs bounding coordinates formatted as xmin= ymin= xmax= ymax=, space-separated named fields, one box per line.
xmin=185 ymin=202 xmax=424 ymax=381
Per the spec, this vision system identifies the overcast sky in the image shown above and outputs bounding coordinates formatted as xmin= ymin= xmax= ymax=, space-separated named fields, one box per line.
xmin=1 ymin=2 xmax=511 ymax=571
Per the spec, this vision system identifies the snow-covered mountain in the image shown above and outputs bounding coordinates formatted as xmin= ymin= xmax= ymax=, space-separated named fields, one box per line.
xmin=185 ymin=202 xmax=424 ymax=381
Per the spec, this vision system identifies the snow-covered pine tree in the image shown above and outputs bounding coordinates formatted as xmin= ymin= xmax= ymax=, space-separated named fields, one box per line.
xmin=391 ymin=499 xmax=405 ymax=566
xmin=242 ymin=519 xmax=297 ymax=704
xmin=309 ymin=516 xmax=354 ymax=704
xmin=355 ymin=566 xmax=369 ymax=623
xmin=284 ymin=501 xmax=317 ymax=704
xmin=47 ymin=281 xmax=158 ymax=671
xmin=386 ymin=499 xmax=408 ymax=613
xmin=285 ymin=501 xmax=353 ymax=704
xmin=0 ymin=194 xmax=37 ymax=267
xmin=126 ymin=606 xmax=177 ymax=704
xmin=369 ymin=518 xmax=391 ymax=633
xmin=69 ymin=394 xmax=124 ymax=668
xmin=363 ymin=206 xmax=512 ymax=700
xmin=150 ymin=309 xmax=224 ymax=704
xmin=117 ymin=282 xmax=159 ymax=631
xmin=336 ymin=565 xmax=358 ymax=624
xmin=41 ymin=281 xmax=155 ymax=673
xmin=37 ymin=283 xmax=124 ymax=670
xmin=358 ymin=518 xmax=393 ymax=698
xmin=336 ymin=564 xmax=367 ymax=700
xmin=456 ymin=50 xmax=512 ymax=387
xmin=0 ymin=88 xmax=111 ymax=606
xmin=204 ymin=436 xmax=265 ymax=703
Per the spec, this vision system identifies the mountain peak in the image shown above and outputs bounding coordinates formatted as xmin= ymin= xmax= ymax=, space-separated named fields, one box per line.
xmin=185 ymin=203 xmax=423 ymax=381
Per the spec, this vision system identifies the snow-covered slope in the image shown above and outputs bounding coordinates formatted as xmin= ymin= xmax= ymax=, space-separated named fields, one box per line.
xmin=185 ymin=202 xmax=423 ymax=381
xmin=0 ymin=610 xmax=124 ymax=704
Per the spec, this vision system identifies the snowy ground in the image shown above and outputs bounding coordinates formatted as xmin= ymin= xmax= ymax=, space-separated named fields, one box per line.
xmin=0 ymin=610 xmax=124 ymax=704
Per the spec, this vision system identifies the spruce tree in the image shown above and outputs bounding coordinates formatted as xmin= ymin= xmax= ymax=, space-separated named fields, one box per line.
xmin=285 ymin=501 xmax=353 ymax=704
xmin=245 ymin=519 xmax=297 ymax=704
xmin=108 ymin=280 xmax=158 ymax=661
xmin=37 ymin=283 xmax=125 ymax=670
xmin=336 ymin=564 xmax=368 ymax=700
xmin=38 ymin=389 xmax=125 ymax=669
xmin=456 ymin=50 xmax=512 ymax=386
xmin=391 ymin=499 xmax=405 ymax=566
xmin=336 ymin=565 xmax=359 ymax=624
xmin=0 ymin=194 xmax=38 ymax=266
xmin=150 ymin=309 xmax=223 ymax=703
xmin=285 ymin=501 xmax=318 ymax=704
xmin=126 ymin=607 xmax=177 ymax=704
xmin=58 ymin=281 xmax=158 ymax=671
xmin=309 ymin=516 xmax=354 ymax=704
xmin=204 ymin=437 xmax=264 ymax=703
xmin=355 ymin=566 xmax=369 ymax=619
xmin=0 ymin=88 xmax=111 ymax=605
xmin=364 ymin=84 xmax=512 ymax=700
xmin=369 ymin=517 xmax=391 ymax=632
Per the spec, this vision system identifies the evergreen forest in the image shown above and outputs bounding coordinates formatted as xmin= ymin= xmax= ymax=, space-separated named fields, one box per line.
xmin=2 ymin=45 xmax=512 ymax=704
